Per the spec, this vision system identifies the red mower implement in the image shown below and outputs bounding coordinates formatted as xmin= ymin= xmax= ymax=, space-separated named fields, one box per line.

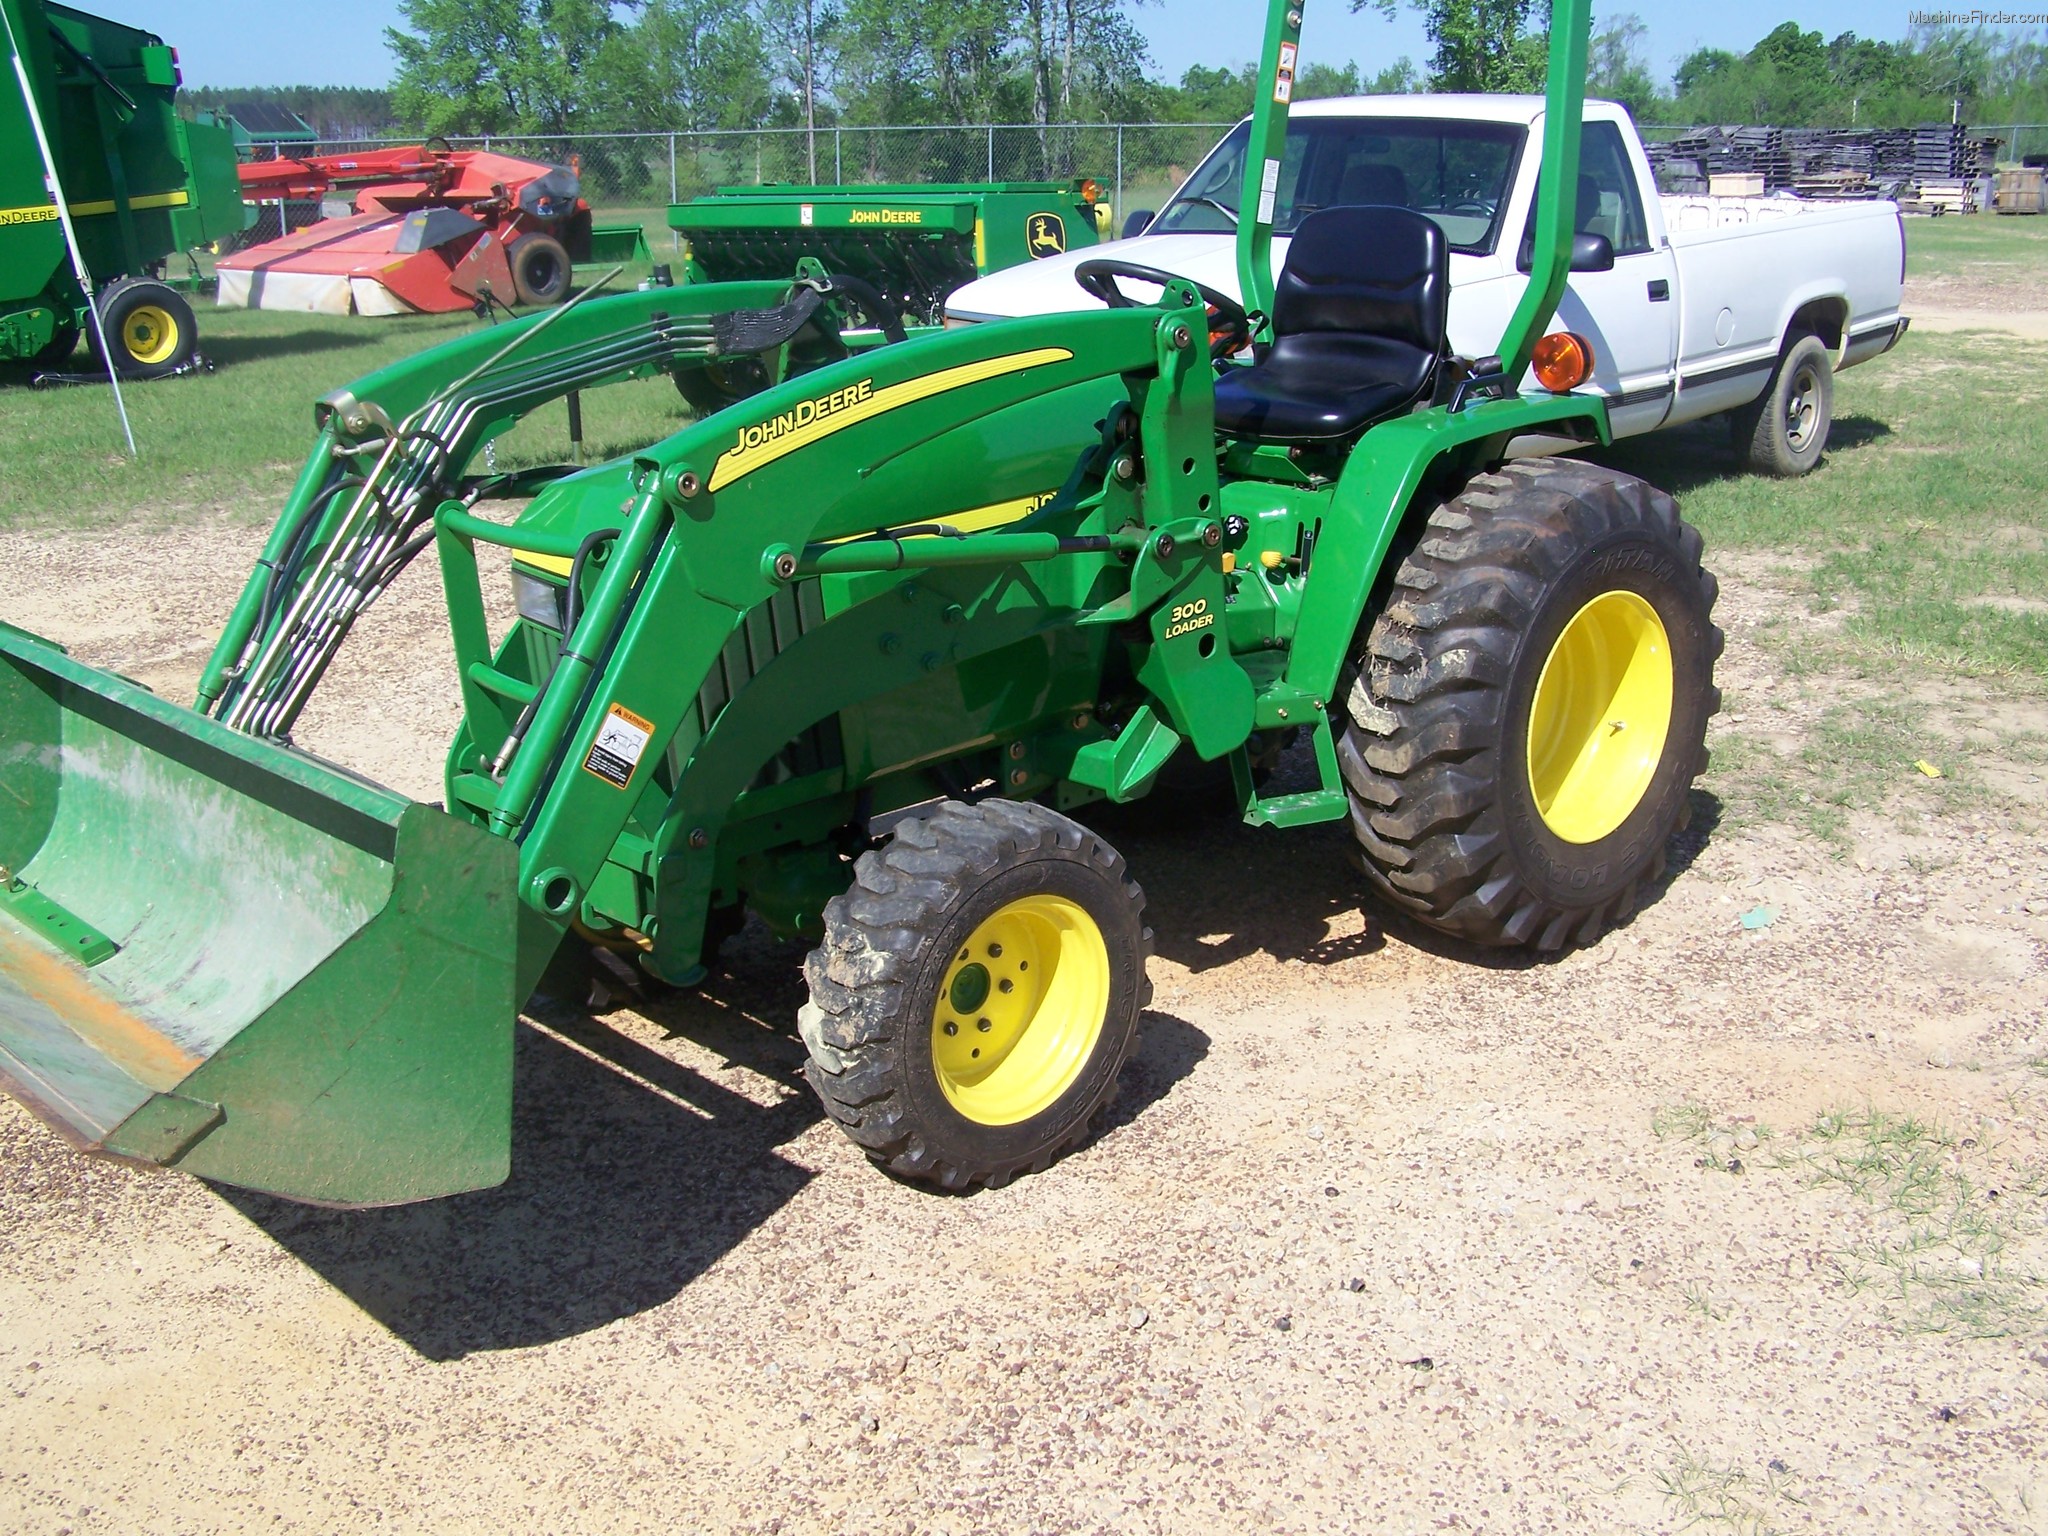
xmin=215 ymin=144 xmax=592 ymax=315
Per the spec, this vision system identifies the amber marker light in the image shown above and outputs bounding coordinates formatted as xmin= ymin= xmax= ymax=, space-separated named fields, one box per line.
xmin=1531 ymin=331 xmax=1594 ymax=393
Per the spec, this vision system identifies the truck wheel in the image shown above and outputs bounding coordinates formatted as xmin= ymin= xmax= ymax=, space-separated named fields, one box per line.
xmin=799 ymin=800 xmax=1150 ymax=1191
xmin=1732 ymin=332 xmax=1832 ymax=476
xmin=89 ymin=278 xmax=197 ymax=379
xmin=508 ymin=233 xmax=571 ymax=306
xmin=1339 ymin=458 xmax=1722 ymax=952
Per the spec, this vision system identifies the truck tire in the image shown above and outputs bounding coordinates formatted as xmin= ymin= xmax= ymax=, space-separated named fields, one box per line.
xmin=799 ymin=799 xmax=1150 ymax=1191
xmin=1339 ymin=458 xmax=1721 ymax=952
xmin=88 ymin=278 xmax=197 ymax=379
xmin=508 ymin=233 xmax=571 ymax=306
xmin=1731 ymin=332 xmax=1832 ymax=477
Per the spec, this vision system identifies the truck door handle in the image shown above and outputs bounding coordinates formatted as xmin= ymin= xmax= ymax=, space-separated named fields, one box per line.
xmin=1647 ymin=279 xmax=1670 ymax=302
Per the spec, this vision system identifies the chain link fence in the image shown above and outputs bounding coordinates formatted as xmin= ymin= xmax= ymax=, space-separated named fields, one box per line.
xmin=238 ymin=119 xmax=2048 ymax=247
xmin=243 ymin=123 xmax=1239 ymax=237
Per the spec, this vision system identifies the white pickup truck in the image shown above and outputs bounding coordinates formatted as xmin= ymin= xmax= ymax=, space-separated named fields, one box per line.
xmin=947 ymin=96 xmax=1910 ymax=474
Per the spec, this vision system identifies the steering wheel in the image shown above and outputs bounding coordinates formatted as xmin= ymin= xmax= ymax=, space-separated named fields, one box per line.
xmin=1447 ymin=199 xmax=1496 ymax=218
xmin=1073 ymin=258 xmax=1252 ymax=361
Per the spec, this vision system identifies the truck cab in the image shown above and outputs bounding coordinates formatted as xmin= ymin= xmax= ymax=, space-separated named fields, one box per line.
xmin=949 ymin=95 xmax=1908 ymax=471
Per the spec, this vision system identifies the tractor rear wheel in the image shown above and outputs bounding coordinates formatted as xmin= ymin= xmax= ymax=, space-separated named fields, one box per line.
xmin=799 ymin=799 xmax=1150 ymax=1191
xmin=89 ymin=278 xmax=197 ymax=379
xmin=1340 ymin=458 xmax=1721 ymax=951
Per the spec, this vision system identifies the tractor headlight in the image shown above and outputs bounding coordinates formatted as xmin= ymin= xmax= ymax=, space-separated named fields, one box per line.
xmin=512 ymin=569 xmax=567 ymax=631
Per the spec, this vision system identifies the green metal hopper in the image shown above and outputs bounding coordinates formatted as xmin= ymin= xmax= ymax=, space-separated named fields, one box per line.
xmin=669 ymin=180 xmax=1106 ymax=329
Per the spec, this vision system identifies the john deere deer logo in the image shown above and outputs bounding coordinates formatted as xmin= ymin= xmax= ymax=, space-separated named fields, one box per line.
xmin=1026 ymin=213 xmax=1066 ymax=258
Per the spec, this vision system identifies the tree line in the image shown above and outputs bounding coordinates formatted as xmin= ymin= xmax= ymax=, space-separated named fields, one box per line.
xmin=188 ymin=0 xmax=2048 ymax=140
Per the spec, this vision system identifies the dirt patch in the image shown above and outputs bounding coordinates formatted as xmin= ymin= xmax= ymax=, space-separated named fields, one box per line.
xmin=1904 ymin=261 xmax=2048 ymax=338
xmin=2 ymin=521 xmax=2046 ymax=1535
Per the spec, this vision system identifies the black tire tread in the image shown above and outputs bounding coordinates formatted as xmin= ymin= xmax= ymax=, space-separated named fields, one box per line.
xmin=1343 ymin=457 xmax=1722 ymax=952
xmin=1733 ymin=331 xmax=1833 ymax=477
xmin=798 ymin=799 xmax=1151 ymax=1191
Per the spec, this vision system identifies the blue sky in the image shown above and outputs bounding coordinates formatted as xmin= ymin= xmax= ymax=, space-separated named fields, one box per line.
xmin=133 ymin=1 xmax=1927 ymax=93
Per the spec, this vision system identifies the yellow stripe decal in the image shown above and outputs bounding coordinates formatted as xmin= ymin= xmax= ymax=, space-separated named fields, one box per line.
xmin=0 ymin=205 xmax=59 ymax=226
xmin=822 ymin=490 xmax=1061 ymax=547
xmin=513 ymin=549 xmax=575 ymax=578
xmin=66 ymin=190 xmax=192 ymax=216
xmin=933 ymin=491 xmax=1058 ymax=535
xmin=706 ymin=347 xmax=1074 ymax=493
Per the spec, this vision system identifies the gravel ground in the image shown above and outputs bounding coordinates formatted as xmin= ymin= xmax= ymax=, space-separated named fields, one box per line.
xmin=1 ymin=468 xmax=2045 ymax=1534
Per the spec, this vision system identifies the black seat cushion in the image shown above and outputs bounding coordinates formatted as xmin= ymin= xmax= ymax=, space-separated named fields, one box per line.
xmin=1213 ymin=205 xmax=1449 ymax=443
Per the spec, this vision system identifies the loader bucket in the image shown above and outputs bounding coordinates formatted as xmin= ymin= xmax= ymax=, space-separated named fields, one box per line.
xmin=0 ymin=624 xmax=519 ymax=1207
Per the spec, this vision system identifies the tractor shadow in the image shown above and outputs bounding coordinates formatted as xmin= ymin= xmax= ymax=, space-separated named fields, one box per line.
xmin=220 ymin=926 xmax=1210 ymax=1357
xmin=221 ymin=954 xmax=821 ymax=1362
xmin=1083 ymin=749 xmax=1724 ymax=977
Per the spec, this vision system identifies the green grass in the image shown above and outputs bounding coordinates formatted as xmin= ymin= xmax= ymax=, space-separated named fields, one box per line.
xmin=0 ymin=258 xmax=688 ymax=533
xmin=1658 ymin=1101 xmax=2048 ymax=1338
xmin=1772 ymin=1109 xmax=2047 ymax=1338
xmin=1652 ymin=1101 xmax=1770 ymax=1171
xmin=1656 ymin=1446 xmax=1806 ymax=1536
xmin=1901 ymin=209 xmax=2048 ymax=283
xmin=1597 ymin=329 xmax=2048 ymax=685
xmin=1591 ymin=248 xmax=2048 ymax=840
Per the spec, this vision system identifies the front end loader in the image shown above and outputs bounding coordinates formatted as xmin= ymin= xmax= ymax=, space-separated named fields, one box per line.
xmin=0 ymin=0 xmax=1721 ymax=1204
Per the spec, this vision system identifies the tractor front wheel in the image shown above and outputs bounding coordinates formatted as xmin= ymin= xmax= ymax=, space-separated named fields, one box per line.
xmin=800 ymin=800 xmax=1150 ymax=1191
xmin=89 ymin=278 xmax=197 ymax=379
xmin=1340 ymin=458 xmax=1722 ymax=952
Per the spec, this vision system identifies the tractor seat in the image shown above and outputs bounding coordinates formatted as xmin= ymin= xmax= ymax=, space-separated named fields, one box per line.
xmin=1213 ymin=205 xmax=1449 ymax=444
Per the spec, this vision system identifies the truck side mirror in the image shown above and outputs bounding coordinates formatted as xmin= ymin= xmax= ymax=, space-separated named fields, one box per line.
xmin=1121 ymin=209 xmax=1155 ymax=239
xmin=1569 ymin=232 xmax=1615 ymax=271
xmin=1518 ymin=230 xmax=1616 ymax=274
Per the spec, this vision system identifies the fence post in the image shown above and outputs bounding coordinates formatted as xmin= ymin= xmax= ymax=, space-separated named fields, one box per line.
xmin=988 ymin=125 xmax=995 ymax=181
xmin=835 ymin=127 xmax=842 ymax=182
xmin=1116 ymin=125 xmax=1124 ymax=222
xmin=670 ymin=133 xmax=679 ymax=249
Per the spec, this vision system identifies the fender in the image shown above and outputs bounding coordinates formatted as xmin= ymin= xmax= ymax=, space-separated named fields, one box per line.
xmin=1284 ymin=390 xmax=1612 ymax=703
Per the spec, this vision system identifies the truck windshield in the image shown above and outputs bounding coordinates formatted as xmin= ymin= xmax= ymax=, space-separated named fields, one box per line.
xmin=1150 ymin=116 xmax=1525 ymax=254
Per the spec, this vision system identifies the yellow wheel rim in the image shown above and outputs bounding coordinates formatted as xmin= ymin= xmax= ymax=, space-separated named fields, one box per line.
xmin=930 ymin=894 xmax=1110 ymax=1126
xmin=121 ymin=304 xmax=180 ymax=367
xmin=1525 ymin=590 xmax=1674 ymax=844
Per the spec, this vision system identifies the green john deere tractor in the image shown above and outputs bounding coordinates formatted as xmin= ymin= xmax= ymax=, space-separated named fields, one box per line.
xmin=0 ymin=0 xmax=1720 ymax=1205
